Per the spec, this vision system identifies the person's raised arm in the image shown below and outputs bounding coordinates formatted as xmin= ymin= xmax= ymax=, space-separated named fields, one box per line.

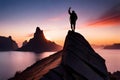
xmin=68 ymin=7 xmax=71 ymax=14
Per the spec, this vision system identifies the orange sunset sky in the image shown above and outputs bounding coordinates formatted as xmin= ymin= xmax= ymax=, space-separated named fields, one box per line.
xmin=0 ymin=0 xmax=120 ymax=47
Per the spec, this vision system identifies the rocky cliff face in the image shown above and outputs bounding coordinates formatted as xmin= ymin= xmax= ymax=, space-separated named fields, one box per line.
xmin=0 ymin=36 xmax=18 ymax=51
xmin=9 ymin=30 xmax=109 ymax=80
xmin=17 ymin=27 xmax=62 ymax=53
xmin=61 ymin=31 xmax=109 ymax=80
xmin=109 ymin=71 xmax=120 ymax=80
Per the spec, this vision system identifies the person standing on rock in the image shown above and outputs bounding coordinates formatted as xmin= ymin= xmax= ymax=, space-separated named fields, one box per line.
xmin=68 ymin=7 xmax=78 ymax=31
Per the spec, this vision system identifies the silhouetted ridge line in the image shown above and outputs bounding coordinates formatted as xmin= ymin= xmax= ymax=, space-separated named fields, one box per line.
xmin=61 ymin=30 xmax=108 ymax=80
xmin=17 ymin=27 xmax=62 ymax=53
xmin=34 ymin=27 xmax=46 ymax=41
xmin=104 ymin=43 xmax=120 ymax=49
xmin=40 ymin=30 xmax=109 ymax=80
xmin=0 ymin=36 xmax=18 ymax=51
xmin=64 ymin=31 xmax=95 ymax=53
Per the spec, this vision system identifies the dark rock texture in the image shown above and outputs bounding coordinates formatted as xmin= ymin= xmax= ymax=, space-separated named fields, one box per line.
xmin=17 ymin=27 xmax=62 ymax=53
xmin=41 ymin=31 xmax=109 ymax=80
xmin=109 ymin=71 xmax=120 ymax=80
xmin=104 ymin=43 xmax=120 ymax=49
xmin=9 ymin=30 xmax=109 ymax=80
xmin=22 ymin=40 xmax=28 ymax=46
xmin=0 ymin=36 xmax=18 ymax=51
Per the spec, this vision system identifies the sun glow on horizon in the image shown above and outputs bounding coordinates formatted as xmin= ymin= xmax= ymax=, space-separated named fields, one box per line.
xmin=5 ymin=22 xmax=119 ymax=48
xmin=0 ymin=0 xmax=120 ymax=48
xmin=46 ymin=36 xmax=52 ymax=41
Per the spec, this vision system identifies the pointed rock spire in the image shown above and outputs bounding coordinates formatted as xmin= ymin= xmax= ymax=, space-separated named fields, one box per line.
xmin=17 ymin=27 xmax=62 ymax=53
xmin=34 ymin=27 xmax=46 ymax=40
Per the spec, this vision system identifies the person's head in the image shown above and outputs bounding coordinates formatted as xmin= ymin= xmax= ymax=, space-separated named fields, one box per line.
xmin=72 ymin=10 xmax=75 ymax=13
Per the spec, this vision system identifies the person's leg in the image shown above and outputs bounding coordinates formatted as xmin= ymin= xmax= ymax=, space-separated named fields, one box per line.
xmin=71 ymin=24 xmax=72 ymax=30
xmin=73 ymin=22 xmax=76 ymax=31
xmin=72 ymin=24 xmax=74 ymax=31
xmin=70 ymin=20 xmax=73 ymax=30
xmin=72 ymin=22 xmax=75 ymax=31
xmin=70 ymin=20 xmax=72 ymax=29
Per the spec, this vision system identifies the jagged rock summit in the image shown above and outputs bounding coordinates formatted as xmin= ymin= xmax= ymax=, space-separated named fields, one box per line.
xmin=17 ymin=27 xmax=62 ymax=53
xmin=9 ymin=30 xmax=109 ymax=80
xmin=0 ymin=36 xmax=18 ymax=51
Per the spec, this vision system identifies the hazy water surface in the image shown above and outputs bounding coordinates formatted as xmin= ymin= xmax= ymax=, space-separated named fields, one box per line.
xmin=0 ymin=49 xmax=120 ymax=80
xmin=95 ymin=49 xmax=120 ymax=73
xmin=0 ymin=51 xmax=55 ymax=80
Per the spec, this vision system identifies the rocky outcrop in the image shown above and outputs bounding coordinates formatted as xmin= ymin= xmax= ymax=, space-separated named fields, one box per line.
xmin=17 ymin=27 xmax=62 ymax=53
xmin=61 ymin=31 xmax=109 ymax=80
xmin=109 ymin=71 xmax=120 ymax=80
xmin=40 ymin=31 xmax=109 ymax=80
xmin=9 ymin=30 xmax=109 ymax=80
xmin=22 ymin=40 xmax=28 ymax=46
xmin=104 ymin=43 xmax=120 ymax=49
xmin=0 ymin=36 xmax=18 ymax=51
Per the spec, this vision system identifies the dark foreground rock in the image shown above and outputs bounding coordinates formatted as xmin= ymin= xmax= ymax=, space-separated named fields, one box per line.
xmin=17 ymin=27 xmax=62 ymax=53
xmin=40 ymin=31 xmax=109 ymax=80
xmin=9 ymin=30 xmax=109 ymax=80
xmin=0 ymin=36 xmax=18 ymax=51
xmin=109 ymin=71 xmax=120 ymax=80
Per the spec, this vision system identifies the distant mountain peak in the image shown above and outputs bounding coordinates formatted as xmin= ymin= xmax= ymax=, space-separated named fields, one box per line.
xmin=34 ymin=27 xmax=46 ymax=41
xmin=17 ymin=27 xmax=62 ymax=53
xmin=104 ymin=43 xmax=120 ymax=49
xmin=0 ymin=36 xmax=18 ymax=51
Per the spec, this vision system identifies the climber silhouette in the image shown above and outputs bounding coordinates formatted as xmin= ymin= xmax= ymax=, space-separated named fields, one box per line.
xmin=68 ymin=7 xmax=78 ymax=31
